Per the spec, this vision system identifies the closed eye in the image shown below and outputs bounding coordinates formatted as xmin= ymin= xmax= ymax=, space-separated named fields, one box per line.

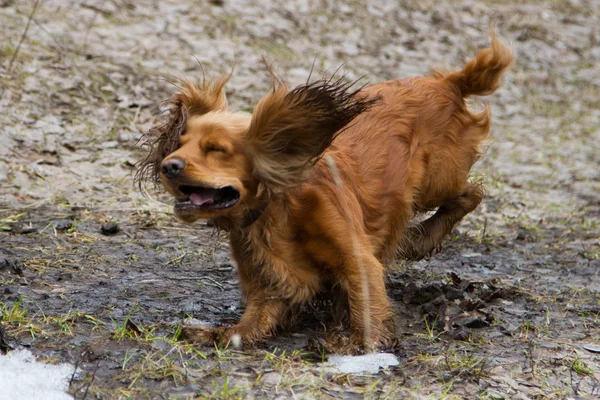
xmin=205 ymin=144 xmax=226 ymax=154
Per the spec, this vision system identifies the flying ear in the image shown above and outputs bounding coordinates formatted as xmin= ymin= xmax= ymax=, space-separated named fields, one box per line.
xmin=246 ymin=77 xmax=377 ymax=195
xmin=135 ymin=76 xmax=230 ymax=190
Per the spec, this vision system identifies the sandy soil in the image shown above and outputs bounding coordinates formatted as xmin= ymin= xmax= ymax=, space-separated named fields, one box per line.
xmin=1 ymin=0 xmax=599 ymax=398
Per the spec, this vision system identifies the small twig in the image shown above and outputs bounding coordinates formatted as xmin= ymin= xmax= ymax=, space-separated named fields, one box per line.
xmin=80 ymin=2 xmax=111 ymax=17
xmin=166 ymin=253 xmax=187 ymax=266
xmin=28 ymin=13 xmax=69 ymax=56
xmin=580 ymin=239 xmax=591 ymax=268
xmin=68 ymin=360 xmax=79 ymax=387
xmin=0 ymin=197 xmax=50 ymax=212
xmin=569 ymin=364 xmax=580 ymax=396
xmin=7 ymin=0 xmax=42 ymax=74
xmin=121 ymin=230 xmax=134 ymax=239
xmin=82 ymin=0 xmax=106 ymax=53
xmin=197 ymin=276 xmax=224 ymax=289
xmin=81 ymin=360 xmax=100 ymax=400
xmin=129 ymin=104 xmax=142 ymax=131
xmin=162 ymin=275 xmax=225 ymax=290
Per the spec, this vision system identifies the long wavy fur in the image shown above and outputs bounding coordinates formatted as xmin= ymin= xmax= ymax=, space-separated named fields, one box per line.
xmin=134 ymin=77 xmax=230 ymax=190
xmin=247 ymin=76 xmax=378 ymax=195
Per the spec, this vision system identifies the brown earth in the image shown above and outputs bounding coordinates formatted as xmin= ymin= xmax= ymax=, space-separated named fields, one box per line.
xmin=1 ymin=0 xmax=599 ymax=399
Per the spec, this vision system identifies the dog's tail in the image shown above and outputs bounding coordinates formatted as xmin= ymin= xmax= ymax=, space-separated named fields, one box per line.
xmin=443 ymin=31 xmax=513 ymax=97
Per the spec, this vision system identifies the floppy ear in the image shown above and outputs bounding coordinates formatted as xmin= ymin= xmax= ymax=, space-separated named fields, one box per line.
xmin=135 ymin=77 xmax=230 ymax=190
xmin=246 ymin=78 xmax=377 ymax=195
xmin=174 ymin=77 xmax=229 ymax=115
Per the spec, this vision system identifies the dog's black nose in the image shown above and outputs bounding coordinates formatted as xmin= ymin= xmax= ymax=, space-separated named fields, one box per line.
xmin=161 ymin=157 xmax=186 ymax=179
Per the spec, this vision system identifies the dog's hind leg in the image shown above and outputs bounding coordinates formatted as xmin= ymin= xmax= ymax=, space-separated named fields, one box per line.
xmin=399 ymin=183 xmax=483 ymax=260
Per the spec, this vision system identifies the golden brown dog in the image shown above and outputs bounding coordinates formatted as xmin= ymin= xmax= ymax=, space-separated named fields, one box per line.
xmin=137 ymin=33 xmax=512 ymax=350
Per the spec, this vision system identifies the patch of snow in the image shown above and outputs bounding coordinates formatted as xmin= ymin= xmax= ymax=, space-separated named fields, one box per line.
xmin=461 ymin=252 xmax=483 ymax=258
xmin=321 ymin=353 xmax=399 ymax=374
xmin=0 ymin=348 xmax=77 ymax=400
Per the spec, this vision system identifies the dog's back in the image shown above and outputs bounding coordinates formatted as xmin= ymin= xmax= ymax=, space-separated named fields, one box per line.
xmin=311 ymin=33 xmax=513 ymax=259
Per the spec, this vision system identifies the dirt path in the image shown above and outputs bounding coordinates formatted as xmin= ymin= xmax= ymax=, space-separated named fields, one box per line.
xmin=1 ymin=0 xmax=599 ymax=398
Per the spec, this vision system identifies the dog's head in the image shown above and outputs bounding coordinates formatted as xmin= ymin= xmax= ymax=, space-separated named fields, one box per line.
xmin=136 ymin=74 xmax=375 ymax=227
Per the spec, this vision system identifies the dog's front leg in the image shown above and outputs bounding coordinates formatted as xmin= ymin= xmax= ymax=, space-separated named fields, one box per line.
xmin=341 ymin=251 xmax=396 ymax=352
xmin=181 ymin=290 xmax=286 ymax=346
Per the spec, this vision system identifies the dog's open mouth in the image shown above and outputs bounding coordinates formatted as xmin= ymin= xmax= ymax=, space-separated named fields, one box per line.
xmin=175 ymin=185 xmax=240 ymax=210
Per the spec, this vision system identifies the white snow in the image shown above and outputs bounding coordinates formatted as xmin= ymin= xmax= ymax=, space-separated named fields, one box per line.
xmin=0 ymin=348 xmax=76 ymax=400
xmin=322 ymin=353 xmax=400 ymax=374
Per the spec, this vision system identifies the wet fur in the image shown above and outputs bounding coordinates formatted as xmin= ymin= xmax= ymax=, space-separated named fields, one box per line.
xmin=136 ymin=33 xmax=512 ymax=351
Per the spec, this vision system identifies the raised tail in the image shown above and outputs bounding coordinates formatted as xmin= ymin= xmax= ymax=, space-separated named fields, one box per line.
xmin=444 ymin=31 xmax=513 ymax=97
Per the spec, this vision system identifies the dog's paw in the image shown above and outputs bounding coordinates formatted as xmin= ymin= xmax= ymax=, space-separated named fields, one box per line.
xmin=310 ymin=332 xmax=362 ymax=355
xmin=180 ymin=324 xmax=228 ymax=346
xmin=310 ymin=325 xmax=397 ymax=355
xmin=350 ymin=333 xmax=397 ymax=354
xmin=180 ymin=325 xmax=255 ymax=348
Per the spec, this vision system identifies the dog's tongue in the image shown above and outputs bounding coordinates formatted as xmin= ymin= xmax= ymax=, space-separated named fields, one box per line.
xmin=189 ymin=189 xmax=217 ymax=206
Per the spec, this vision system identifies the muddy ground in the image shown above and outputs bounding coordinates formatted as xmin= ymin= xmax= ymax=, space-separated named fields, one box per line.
xmin=1 ymin=0 xmax=599 ymax=399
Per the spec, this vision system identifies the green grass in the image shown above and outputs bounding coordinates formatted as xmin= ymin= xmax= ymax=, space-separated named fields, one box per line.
xmin=0 ymin=212 xmax=25 ymax=231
